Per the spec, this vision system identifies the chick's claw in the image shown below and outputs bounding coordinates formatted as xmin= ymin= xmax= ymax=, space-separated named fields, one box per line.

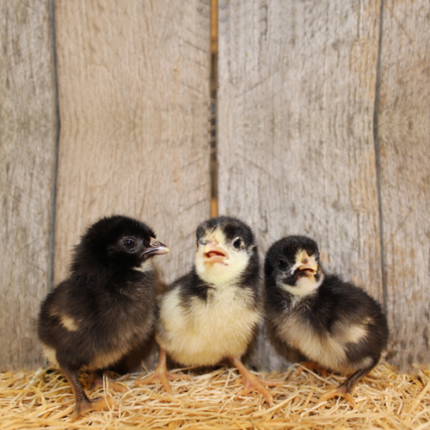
xmin=319 ymin=385 xmax=355 ymax=406
xmin=134 ymin=370 xmax=172 ymax=394
xmin=230 ymin=357 xmax=281 ymax=406
xmin=134 ymin=348 xmax=188 ymax=394
xmin=70 ymin=396 xmax=115 ymax=422
xmin=104 ymin=380 xmax=128 ymax=394
xmin=238 ymin=374 xmax=274 ymax=406
xmin=135 ymin=369 xmax=188 ymax=394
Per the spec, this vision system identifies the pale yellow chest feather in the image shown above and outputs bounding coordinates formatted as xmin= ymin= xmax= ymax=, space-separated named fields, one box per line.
xmin=279 ymin=313 xmax=368 ymax=372
xmin=157 ymin=285 xmax=261 ymax=366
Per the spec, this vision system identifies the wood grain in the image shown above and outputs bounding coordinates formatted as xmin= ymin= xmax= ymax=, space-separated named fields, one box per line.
xmin=54 ymin=1 xmax=211 ymax=368
xmin=0 ymin=0 xmax=58 ymax=370
xmin=378 ymin=0 xmax=430 ymax=369
xmin=218 ymin=0 xmax=383 ymax=371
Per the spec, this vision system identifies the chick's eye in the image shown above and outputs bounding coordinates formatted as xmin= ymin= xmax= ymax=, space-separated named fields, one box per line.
xmin=233 ymin=238 xmax=242 ymax=249
xmin=278 ymin=259 xmax=288 ymax=270
xmin=122 ymin=238 xmax=137 ymax=250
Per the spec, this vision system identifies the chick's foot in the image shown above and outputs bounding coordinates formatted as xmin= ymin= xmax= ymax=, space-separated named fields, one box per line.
xmin=319 ymin=384 xmax=355 ymax=406
xmin=63 ymin=367 xmax=115 ymax=421
xmin=70 ymin=396 xmax=115 ymax=421
xmin=134 ymin=347 xmax=188 ymax=394
xmin=134 ymin=369 xmax=186 ymax=394
xmin=295 ymin=361 xmax=329 ymax=378
xmin=85 ymin=370 xmax=127 ymax=394
xmin=230 ymin=357 xmax=282 ymax=406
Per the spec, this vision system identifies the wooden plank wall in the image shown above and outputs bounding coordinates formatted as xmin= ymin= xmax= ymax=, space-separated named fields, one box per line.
xmin=53 ymin=0 xmax=212 ymax=369
xmin=218 ymin=0 xmax=430 ymax=371
xmin=54 ymin=0 xmax=211 ymax=286
xmin=378 ymin=0 xmax=430 ymax=368
xmin=1 ymin=0 xmax=429 ymax=371
xmin=0 ymin=1 xmax=58 ymax=370
xmin=0 ymin=0 xmax=211 ymax=371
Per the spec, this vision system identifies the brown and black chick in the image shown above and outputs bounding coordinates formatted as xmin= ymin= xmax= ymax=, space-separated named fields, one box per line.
xmin=38 ymin=215 xmax=170 ymax=420
xmin=264 ymin=235 xmax=388 ymax=405
xmin=136 ymin=216 xmax=280 ymax=405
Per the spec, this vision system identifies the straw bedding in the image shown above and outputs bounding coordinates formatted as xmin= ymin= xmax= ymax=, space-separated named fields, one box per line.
xmin=1 ymin=362 xmax=429 ymax=429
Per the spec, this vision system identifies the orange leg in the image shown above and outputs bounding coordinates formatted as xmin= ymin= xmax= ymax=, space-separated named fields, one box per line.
xmin=230 ymin=356 xmax=282 ymax=406
xmin=134 ymin=347 xmax=188 ymax=394
xmin=295 ymin=361 xmax=328 ymax=378
xmin=85 ymin=370 xmax=127 ymax=394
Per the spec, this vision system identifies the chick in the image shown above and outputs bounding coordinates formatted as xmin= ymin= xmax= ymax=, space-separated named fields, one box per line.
xmin=264 ymin=235 xmax=388 ymax=405
xmin=38 ymin=215 xmax=170 ymax=420
xmin=135 ymin=216 xmax=280 ymax=405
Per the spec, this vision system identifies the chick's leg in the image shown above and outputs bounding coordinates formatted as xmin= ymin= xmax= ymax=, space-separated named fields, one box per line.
xmin=230 ymin=356 xmax=282 ymax=406
xmin=86 ymin=369 xmax=127 ymax=394
xmin=134 ymin=347 xmax=188 ymax=394
xmin=62 ymin=367 xmax=114 ymax=421
xmin=319 ymin=360 xmax=377 ymax=406
xmin=295 ymin=361 xmax=328 ymax=378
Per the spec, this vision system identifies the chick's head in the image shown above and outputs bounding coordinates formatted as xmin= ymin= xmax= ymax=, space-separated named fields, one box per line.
xmin=72 ymin=215 xmax=170 ymax=272
xmin=195 ymin=216 xmax=257 ymax=286
xmin=265 ymin=235 xmax=323 ymax=297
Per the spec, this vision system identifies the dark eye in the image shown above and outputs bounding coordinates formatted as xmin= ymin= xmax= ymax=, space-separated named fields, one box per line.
xmin=233 ymin=238 xmax=242 ymax=249
xmin=278 ymin=259 xmax=288 ymax=270
xmin=122 ymin=238 xmax=137 ymax=251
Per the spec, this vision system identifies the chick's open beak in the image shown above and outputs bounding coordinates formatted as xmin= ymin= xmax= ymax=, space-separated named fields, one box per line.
xmin=203 ymin=235 xmax=227 ymax=264
xmin=298 ymin=257 xmax=318 ymax=275
xmin=141 ymin=237 xmax=170 ymax=257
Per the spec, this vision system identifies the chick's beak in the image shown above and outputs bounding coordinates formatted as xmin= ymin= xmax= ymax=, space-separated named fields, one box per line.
xmin=203 ymin=234 xmax=227 ymax=264
xmin=298 ymin=256 xmax=318 ymax=275
xmin=141 ymin=237 xmax=170 ymax=257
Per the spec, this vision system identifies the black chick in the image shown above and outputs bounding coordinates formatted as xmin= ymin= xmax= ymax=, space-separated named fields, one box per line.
xmin=38 ymin=215 xmax=170 ymax=420
xmin=264 ymin=235 xmax=388 ymax=405
xmin=135 ymin=216 xmax=280 ymax=405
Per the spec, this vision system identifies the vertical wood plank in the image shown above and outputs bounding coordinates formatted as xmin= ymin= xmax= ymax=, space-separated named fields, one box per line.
xmin=378 ymin=0 xmax=430 ymax=368
xmin=0 ymin=1 xmax=58 ymax=370
xmin=54 ymin=0 xmax=211 ymax=366
xmin=218 ymin=0 xmax=383 ymax=371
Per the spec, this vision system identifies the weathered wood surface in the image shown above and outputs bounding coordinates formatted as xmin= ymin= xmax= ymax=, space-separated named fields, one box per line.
xmin=0 ymin=1 xmax=58 ymax=370
xmin=218 ymin=0 xmax=383 ymax=371
xmin=54 ymin=0 xmax=211 ymax=368
xmin=378 ymin=0 xmax=430 ymax=369
xmin=2 ymin=0 xmax=428 ymax=373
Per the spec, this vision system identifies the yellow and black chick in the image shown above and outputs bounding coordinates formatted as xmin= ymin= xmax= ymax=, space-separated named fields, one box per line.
xmin=38 ymin=215 xmax=170 ymax=420
xmin=136 ymin=216 xmax=280 ymax=405
xmin=264 ymin=235 xmax=389 ymax=405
